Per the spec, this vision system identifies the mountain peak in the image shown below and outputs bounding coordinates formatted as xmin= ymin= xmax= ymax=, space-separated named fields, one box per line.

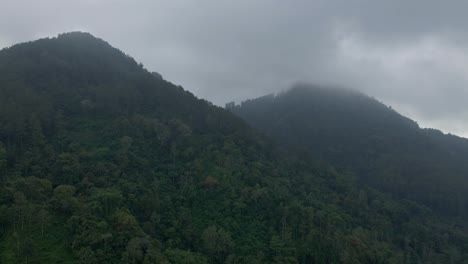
xmin=0 ymin=31 xmax=141 ymax=83
xmin=53 ymin=31 xmax=113 ymax=47
xmin=57 ymin=31 xmax=97 ymax=39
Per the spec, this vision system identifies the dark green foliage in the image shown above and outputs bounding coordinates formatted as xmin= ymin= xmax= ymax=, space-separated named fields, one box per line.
xmin=0 ymin=33 xmax=467 ymax=263
xmin=230 ymin=85 xmax=468 ymax=218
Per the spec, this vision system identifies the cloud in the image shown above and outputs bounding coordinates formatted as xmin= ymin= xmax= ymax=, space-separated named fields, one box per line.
xmin=336 ymin=32 xmax=468 ymax=116
xmin=1 ymin=0 xmax=468 ymax=136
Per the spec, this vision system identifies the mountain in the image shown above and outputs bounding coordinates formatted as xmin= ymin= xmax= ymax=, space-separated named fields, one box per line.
xmin=229 ymin=85 xmax=468 ymax=218
xmin=0 ymin=33 xmax=467 ymax=263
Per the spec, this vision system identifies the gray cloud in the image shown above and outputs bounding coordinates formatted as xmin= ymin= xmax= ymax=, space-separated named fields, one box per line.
xmin=1 ymin=0 xmax=468 ymax=136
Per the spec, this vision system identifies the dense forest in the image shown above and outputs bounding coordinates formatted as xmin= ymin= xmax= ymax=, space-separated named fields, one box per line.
xmin=229 ymin=85 xmax=468 ymax=219
xmin=0 ymin=32 xmax=467 ymax=263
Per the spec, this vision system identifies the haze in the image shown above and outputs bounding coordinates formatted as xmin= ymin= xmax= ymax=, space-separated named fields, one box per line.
xmin=1 ymin=0 xmax=468 ymax=136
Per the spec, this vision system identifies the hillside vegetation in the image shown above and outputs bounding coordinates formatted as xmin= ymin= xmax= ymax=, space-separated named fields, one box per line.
xmin=230 ymin=85 xmax=468 ymax=219
xmin=0 ymin=33 xmax=467 ymax=263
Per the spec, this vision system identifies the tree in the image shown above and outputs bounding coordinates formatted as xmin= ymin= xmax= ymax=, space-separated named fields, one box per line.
xmin=164 ymin=249 xmax=208 ymax=264
xmin=78 ymin=247 xmax=98 ymax=264
xmin=37 ymin=208 xmax=51 ymax=238
xmin=201 ymin=225 xmax=234 ymax=262
xmin=91 ymin=188 xmax=123 ymax=216
xmin=20 ymin=236 xmax=37 ymax=263
xmin=0 ymin=142 xmax=6 ymax=175
xmin=57 ymin=153 xmax=81 ymax=184
xmin=52 ymin=185 xmax=78 ymax=213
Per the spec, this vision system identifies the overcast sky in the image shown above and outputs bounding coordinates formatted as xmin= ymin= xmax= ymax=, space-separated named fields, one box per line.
xmin=1 ymin=0 xmax=468 ymax=136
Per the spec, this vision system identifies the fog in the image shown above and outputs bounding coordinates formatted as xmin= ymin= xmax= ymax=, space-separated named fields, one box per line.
xmin=2 ymin=0 xmax=468 ymax=136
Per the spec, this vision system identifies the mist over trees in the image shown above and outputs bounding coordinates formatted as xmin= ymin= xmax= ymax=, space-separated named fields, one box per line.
xmin=230 ymin=85 xmax=468 ymax=219
xmin=0 ymin=33 xmax=467 ymax=263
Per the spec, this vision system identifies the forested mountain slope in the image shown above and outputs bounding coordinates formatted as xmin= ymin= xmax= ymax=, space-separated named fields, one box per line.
xmin=0 ymin=33 xmax=467 ymax=263
xmin=229 ymin=85 xmax=468 ymax=219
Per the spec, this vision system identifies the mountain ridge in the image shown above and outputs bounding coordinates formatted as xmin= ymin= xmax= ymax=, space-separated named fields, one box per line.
xmin=230 ymin=84 xmax=468 ymax=218
xmin=0 ymin=32 xmax=467 ymax=263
